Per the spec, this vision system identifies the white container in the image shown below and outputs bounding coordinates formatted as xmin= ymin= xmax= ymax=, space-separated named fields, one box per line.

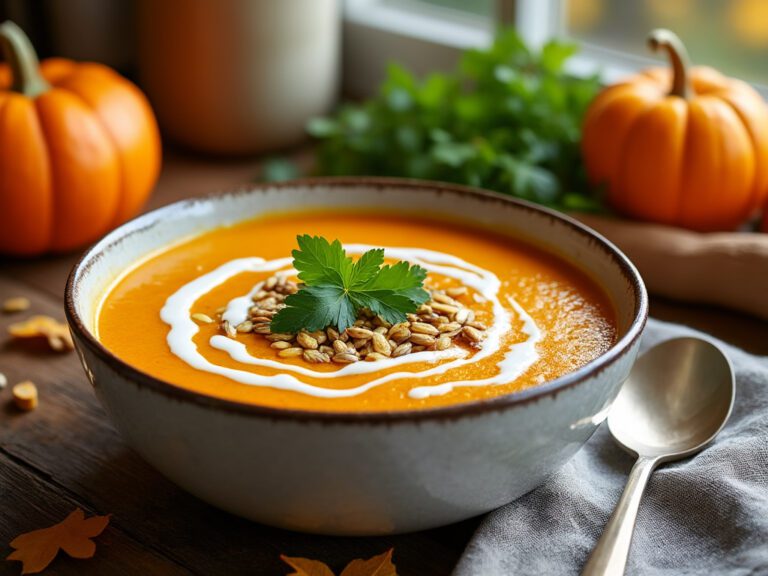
xmin=137 ymin=0 xmax=340 ymax=154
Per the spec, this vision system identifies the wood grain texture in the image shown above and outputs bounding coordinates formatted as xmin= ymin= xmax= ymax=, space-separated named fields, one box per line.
xmin=0 ymin=455 xmax=189 ymax=576
xmin=0 ymin=148 xmax=766 ymax=576
xmin=0 ymin=149 xmax=470 ymax=576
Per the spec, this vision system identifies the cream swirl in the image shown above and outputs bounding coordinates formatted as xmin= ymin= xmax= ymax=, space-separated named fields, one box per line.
xmin=160 ymin=246 xmax=542 ymax=399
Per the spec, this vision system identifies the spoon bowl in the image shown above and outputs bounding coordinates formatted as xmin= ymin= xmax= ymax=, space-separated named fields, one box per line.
xmin=608 ymin=337 xmax=735 ymax=461
xmin=583 ymin=337 xmax=735 ymax=575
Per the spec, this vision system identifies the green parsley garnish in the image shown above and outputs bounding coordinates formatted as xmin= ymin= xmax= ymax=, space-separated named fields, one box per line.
xmin=270 ymin=235 xmax=429 ymax=334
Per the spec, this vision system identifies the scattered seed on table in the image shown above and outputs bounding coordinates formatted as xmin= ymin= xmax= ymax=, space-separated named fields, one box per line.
xmin=13 ymin=381 xmax=38 ymax=411
xmin=3 ymin=297 xmax=30 ymax=313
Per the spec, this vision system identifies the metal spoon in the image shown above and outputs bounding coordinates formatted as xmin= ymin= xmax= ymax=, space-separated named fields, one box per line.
xmin=582 ymin=337 xmax=735 ymax=576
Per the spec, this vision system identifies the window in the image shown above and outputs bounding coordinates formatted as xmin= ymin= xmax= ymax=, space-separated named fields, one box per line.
xmin=563 ymin=0 xmax=768 ymax=88
xmin=344 ymin=0 xmax=768 ymax=96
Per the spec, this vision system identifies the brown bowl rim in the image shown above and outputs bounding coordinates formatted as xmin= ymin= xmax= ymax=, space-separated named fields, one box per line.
xmin=65 ymin=177 xmax=648 ymax=424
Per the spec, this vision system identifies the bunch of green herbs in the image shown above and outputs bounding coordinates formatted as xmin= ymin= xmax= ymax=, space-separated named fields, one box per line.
xmin=304 ymin=30 xmax=602 ymax=211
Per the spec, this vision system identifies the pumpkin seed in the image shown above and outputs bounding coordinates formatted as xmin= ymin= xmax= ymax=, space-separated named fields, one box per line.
xmin=462 ymin=326 xmax=484 ymax=343
xmin=333 ymin=340 xmax=348 ymax=354
xmin=372 ymin=332 xmax=392 ymax=356
xmin=409 ymin=333 xmax=436 ymax=346
xmin=392 ymin=342 xmax=412 ymax=357
xmin=446 ymin=286 xmax=468 ymax=297
xmin=410 ymin=322 xmax=439 ymax=336
xmin=277 ymin=347 xmax=304 ymax=358
xmin=296 ymin=332 xmax=319 ymax=350
xmin=332 ymin=353 xmax=359 ymax=364
xmin=303 ymin=349 xmax=330 ymax=363
xmin=454 ymin=309 xmax=470 ymax=325
xmin=431 ymin=292 xmax=457 ymax=305
xmin=431 ymin=302 xmax=459 ymax=315
xmin=346 ymin=326 xmax=374 ymax=339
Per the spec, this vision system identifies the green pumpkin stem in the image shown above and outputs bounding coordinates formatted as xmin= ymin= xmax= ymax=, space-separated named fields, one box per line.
xmin=647 ymin=28 xmax=692 ymax=99
xmin=0 ymin=20 xmax=50 ymax=98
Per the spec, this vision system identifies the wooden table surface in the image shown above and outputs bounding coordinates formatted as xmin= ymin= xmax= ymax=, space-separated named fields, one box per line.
xmin=1 ymin=150 xmax=767 ymax=576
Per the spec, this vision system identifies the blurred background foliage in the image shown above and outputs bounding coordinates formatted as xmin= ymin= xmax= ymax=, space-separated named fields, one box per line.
xmin=304 ymin=30 xmax=603 ymax=211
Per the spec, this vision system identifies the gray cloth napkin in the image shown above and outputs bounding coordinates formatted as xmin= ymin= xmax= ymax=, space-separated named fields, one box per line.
xmin=454 ymin=318 xmax=768 ymax=576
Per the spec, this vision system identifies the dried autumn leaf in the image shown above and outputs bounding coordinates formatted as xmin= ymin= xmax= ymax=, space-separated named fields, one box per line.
xmin=340 ymin=549 xmax=397 ymax=576
xmin=281 ymin=555 xmax=335 ymax=576
xmin=281 ymin=549 xmax=397 ymax=576
xmin=8 ymin=315 xmax=74 ymax=352
xmin=6 ymin=508 xmax=110 ymax=575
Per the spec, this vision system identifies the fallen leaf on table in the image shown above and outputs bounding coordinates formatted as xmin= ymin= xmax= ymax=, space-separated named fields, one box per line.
xmin=281 ymin=555 xmax=335 ymax=576
xmin=8 ymin=315 xmax=74 ymax=352
xmin=340 ymin=549 xmax=397 ymax=576
xmin=281 ymin=549 xmax=397 ymax=576
xmin=6 ymin=508 xmax=110 ymax=574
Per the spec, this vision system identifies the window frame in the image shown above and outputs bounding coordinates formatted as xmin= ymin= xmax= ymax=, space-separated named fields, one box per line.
xmin=343 ymin=0 xmax=768 ymax=97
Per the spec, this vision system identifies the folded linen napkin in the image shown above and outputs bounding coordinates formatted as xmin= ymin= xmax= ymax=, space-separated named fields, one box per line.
xmin=454 ymin=318 xmax=768 ymax=576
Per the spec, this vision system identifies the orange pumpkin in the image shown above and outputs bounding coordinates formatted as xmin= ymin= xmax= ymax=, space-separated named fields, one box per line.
xmin=0 ymin=21 xmax=161 ymax=255
xmin=582 ymin=29 xmax=768 ymax=232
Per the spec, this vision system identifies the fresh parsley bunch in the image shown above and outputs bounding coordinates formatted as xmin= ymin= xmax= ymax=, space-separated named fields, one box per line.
xmin=306 ymin=30 xmax=603 ymax=211
xmin=270 ymin=235 xmax=429 ymax=333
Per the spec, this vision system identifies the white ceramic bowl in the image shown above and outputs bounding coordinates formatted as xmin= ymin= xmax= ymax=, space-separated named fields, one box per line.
xmin=66 ymin=178 xmax=647 ymax=535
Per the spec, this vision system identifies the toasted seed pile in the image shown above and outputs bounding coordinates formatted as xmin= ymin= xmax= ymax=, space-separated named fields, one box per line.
xmin=204 ymin=274 xmax=488 ymax=365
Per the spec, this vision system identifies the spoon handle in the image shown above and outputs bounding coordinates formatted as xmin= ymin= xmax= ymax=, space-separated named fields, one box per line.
xmin=582 ymin=456 xmax=659 ymax=576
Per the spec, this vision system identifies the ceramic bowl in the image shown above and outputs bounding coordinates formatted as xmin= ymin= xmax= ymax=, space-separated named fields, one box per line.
xmin=66 ymin=178 xmax=647 ymax=535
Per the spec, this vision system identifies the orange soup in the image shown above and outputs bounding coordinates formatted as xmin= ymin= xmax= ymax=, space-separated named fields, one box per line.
xmin=98 ymin=210 xmax=616 ymax=412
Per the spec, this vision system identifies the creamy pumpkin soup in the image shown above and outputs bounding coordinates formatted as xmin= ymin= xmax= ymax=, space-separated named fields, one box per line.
xmin=98 ymin=210 xmax=616 ymax=411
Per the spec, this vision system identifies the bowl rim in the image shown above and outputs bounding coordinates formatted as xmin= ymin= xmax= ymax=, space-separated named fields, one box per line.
xmin=65 ymin=177 xmax=648 ymax=423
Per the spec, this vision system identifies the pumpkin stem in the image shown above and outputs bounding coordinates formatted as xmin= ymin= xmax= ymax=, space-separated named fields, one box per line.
xmin=0 ymin=20 xmax=50 ymax=98
xmin=647 ymin=28 xmax=692 ymax=99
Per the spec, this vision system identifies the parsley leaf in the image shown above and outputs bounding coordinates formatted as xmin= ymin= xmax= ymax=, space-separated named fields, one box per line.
xmin=270 ymin=236 xmax=429 ymax=333
xmin=270 ymin=285 xmax=357 ymax=334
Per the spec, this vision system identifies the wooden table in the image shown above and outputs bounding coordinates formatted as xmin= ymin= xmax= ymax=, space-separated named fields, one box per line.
xmin=2 ymin=150 xmax=767 ymax=576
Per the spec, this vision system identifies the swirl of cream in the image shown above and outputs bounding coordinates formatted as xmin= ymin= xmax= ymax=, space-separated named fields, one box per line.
xmin=160 ymin=246 xmax=541 ymax=399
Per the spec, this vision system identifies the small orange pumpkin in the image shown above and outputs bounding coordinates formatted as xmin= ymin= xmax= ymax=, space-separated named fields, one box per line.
xmin=582 ymin=29 xmax=768 ymax=232
xmin=0 ymin=21 xmax=161 ymax=255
